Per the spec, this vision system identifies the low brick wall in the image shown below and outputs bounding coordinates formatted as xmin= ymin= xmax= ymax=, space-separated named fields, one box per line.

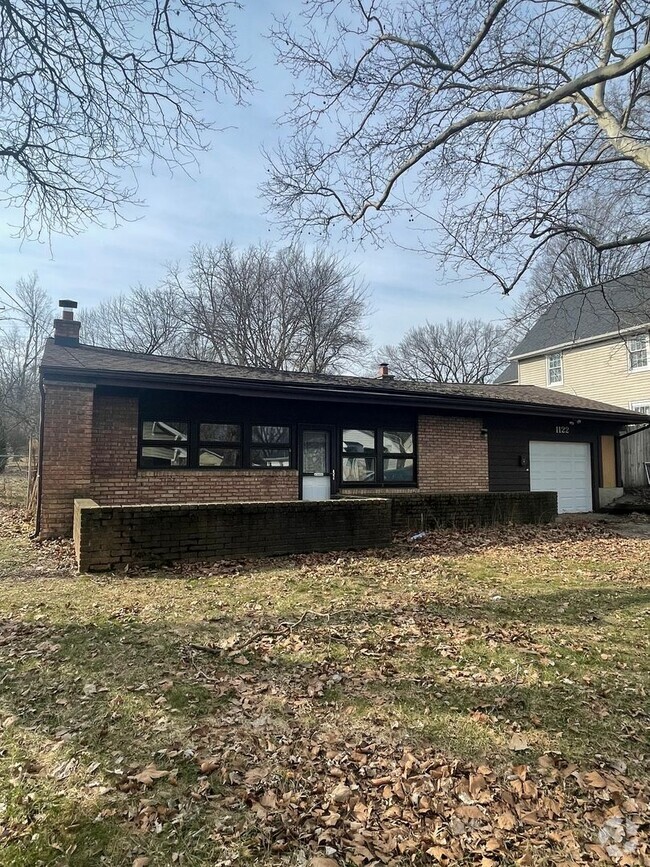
xmin=387 ymin=491 xmax=558 ymax=532
xmin=74 ymin=498 xmax=392 ymax=571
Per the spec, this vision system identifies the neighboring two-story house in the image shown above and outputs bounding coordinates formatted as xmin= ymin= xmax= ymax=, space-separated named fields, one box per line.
xmin=498 ymin=268 xmax=650 ymax=414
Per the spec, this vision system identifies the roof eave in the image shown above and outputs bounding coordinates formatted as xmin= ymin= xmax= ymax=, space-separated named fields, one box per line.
xmin=510 ymin=322 xmax=650 ymax=361
xmin=40 ymin=364 xmax=645 ymax=426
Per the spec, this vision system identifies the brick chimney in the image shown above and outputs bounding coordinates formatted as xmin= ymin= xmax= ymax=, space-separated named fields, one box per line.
xmin=53 ymin=299 xmax=80 ymax=346
xmin=377 ymin=361 xmax=394 ymax=380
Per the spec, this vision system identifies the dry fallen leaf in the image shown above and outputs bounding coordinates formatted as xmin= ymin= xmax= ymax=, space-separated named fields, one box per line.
xmin=132 ymin=858 xmax=150 ymax=867
xmin=199 ymin=756 xmax=220 ymax=774
xmin=131 ymin=765 xmax=168 ymax=786
xmin=330 ymin=783 xmax=352 ymax=804
xmin=509 ymin=733 xmax=530 ymax=751
xmin=310 ymin=858 xmax=339 ymax=867
xmin=583 ymin=770 xmax=608 ymax=789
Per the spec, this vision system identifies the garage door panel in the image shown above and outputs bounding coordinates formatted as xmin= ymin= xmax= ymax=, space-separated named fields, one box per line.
xmin=529 ymin=441 xmax=592 ymax=513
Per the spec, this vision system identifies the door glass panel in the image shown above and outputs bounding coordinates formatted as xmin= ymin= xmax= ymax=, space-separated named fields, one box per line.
xmin=302 ymin=431 xmax=328 ymax=474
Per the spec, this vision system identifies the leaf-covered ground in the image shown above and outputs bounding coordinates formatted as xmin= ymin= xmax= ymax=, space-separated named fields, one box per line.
xmin=0 ymin=503 xmax=648 ymax=866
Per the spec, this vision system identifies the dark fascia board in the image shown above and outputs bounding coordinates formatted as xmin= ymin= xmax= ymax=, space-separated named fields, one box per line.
xmin=39 ymin=364 xmax=645 ymax=425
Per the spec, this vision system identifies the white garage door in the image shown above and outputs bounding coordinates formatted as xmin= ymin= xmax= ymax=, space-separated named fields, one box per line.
xmin=529 ymin=441 xmax=593 ymax=513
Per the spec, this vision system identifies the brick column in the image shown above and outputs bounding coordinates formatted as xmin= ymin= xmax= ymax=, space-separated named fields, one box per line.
xmin=38 ymin=381 xmax=95 ymax=537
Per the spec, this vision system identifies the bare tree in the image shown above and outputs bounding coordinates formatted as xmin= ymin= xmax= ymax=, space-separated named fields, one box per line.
xmin=0 ymin=416 xmax=7 ymax=473
xmin=164 ymin=242 xmax=370 ymax=372
xmin=0 ymin=275 xmax=52 ymax=452
xmin=508 ymin=199 xmax=650 ymax=336
xmin=382 ymin=319 xmax=509 ymax=383
xmin=509 ymin=247 xmax=650 ymax=339
xmin=265 ymin=1 xmax=650 ymax=293
xmin=81 ymin=285 xmax=185 ymax=355
xmin=0 ymin=0 xmax=251 ymax=237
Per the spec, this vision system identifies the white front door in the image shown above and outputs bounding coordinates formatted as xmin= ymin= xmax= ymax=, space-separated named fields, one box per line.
xmin=301 ymin=429 xmax=332 ymax=501
xmin=529 ymin=441 xmax=593 ymax=513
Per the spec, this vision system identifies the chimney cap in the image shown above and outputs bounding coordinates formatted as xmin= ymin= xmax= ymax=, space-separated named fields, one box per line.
xmin=58 ymin=299 xmax=78 ymax=309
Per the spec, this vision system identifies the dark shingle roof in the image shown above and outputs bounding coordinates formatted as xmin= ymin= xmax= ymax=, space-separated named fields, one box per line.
xmin=495 ymin=361 xmax=518 ymax=384
xmin=40 ymin=339 xmax=647 ymax=423
xmin=511 ymin=268 xmax=650 ymax=358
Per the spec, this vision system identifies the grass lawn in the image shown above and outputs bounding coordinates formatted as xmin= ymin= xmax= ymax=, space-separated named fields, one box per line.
xmin=0 ymin=495 xmax=648 ymax=866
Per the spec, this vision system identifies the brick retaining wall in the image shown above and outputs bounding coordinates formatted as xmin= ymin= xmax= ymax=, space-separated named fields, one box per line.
xmin=74 ymin=497 xmax=392 ymax=571
xmin=73 ymin=491 xmax=557 ymax=571
xmin=388 ymin=491 xmax=558 ymax=532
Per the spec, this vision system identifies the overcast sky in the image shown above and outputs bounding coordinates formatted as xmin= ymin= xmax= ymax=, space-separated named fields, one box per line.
xmin=0 ymin=2 xmax=516 ymax=347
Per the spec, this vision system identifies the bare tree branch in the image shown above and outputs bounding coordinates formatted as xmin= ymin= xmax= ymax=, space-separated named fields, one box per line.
xmin=0 ymin=0 xmax=252 ymax=236
xmin=265 ymin=0 xmax=650 ymax=292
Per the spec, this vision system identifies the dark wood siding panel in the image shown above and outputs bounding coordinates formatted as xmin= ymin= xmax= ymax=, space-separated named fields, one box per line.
xmin=486 ymin=415 xmax=623 ymax=496
xmin=488 ymin=425 xmax=530 ymax=492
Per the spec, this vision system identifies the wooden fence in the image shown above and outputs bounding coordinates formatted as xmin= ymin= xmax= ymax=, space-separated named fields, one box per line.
xmin=620 ymin=426 xmax=650 ymax=488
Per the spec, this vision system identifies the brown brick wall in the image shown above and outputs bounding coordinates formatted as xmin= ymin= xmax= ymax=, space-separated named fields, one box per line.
xmin=74 ymin=498 xmax=392 ymax=571
xmin=89 ymin=393 xmax=299 ymax=506
xmin=39 ymin=383 xmax=95 ymax=537
xmin=418 ymin=414 xmax=488 ymax=491
xmin=40 ymin=390 xmax=489 ymax=538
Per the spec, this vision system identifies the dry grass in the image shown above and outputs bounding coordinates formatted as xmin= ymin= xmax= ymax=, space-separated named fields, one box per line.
xmin=0 ymin=504 xmax=648 ymax=866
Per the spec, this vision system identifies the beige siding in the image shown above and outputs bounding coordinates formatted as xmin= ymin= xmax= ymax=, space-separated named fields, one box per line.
xmin=518 ymin=337 xmax=650 ymax=409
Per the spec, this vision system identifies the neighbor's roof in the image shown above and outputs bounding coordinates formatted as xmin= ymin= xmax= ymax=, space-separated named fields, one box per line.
xmin=40 ymin=339 xmax=647 ymax=424
xmin=510 ymin=268 xmax=650 ymax=359
xmin=494 ymin=360 xmax=518 ymax=384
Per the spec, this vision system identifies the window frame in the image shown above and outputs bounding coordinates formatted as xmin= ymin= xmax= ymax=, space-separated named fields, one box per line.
xmin=139 ymin=419 xmax=190 ymax=470
xmin=198 ymin=422 xmax=242 ymax=470
xmin=546 ymin=352 xmax=563 ymax=386
xmin=249 ymin=424 xmax=293 ymax=470
xmin=627 ymin=334 xmax=650 ymax=372
xmin=629 ymin=400 xmax=650 ymax=415
xmin=137 ymin=416 xmax=296 ymax=471
xmin=340 ymin=425 xmax=417 ymax=488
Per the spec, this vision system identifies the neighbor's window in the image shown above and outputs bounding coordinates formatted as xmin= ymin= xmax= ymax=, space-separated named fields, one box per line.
xmin=628 ymin=335 xmax=649 ymax=371
xmin=547 ymin=352 xmax=563 ymax=385
xmin=140 ymin=420 xmax=188 ymax=468
xmin=250 ymin=425 xmax=291 ymax=468
xmin=342 ymin=428 xmax=376 ymax=482
xmin=630 ymin=401 xmax=650 ymax=415
xmin=382 ymin=429 xmax=415 ymax=482
xmin=199 ymin=423 xmax=241 ymax=468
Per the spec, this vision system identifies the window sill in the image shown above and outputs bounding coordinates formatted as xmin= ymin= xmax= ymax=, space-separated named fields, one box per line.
xmin=136 ymin=466 xmax=297 ymax=474
xmin=339 ymin=482 xmax=418 ymax=489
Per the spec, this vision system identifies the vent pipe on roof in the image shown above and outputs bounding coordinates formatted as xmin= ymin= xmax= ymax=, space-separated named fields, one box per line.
xmin=54 ymin=299 xmax=81 ymax=346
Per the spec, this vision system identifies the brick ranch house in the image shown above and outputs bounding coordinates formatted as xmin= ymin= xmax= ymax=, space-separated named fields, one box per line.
xmin=35 ymin=303 xmax=648 ymax=550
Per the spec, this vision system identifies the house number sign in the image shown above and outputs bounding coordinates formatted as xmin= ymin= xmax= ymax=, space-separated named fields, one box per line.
xmin=555 ymin=425 xmax=571 ymax=434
